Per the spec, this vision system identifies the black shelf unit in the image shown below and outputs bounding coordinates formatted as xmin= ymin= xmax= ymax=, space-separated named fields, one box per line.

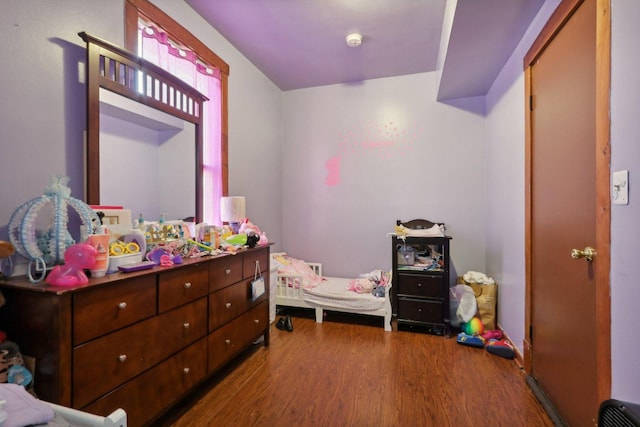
xmin=392 ymin=219 xmax=451 ymax=336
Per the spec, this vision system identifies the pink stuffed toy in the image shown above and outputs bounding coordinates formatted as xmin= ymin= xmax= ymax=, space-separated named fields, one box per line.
xmin=258 ymin=232 xmax=269 ymax=245
xmin=348 ymin=278 xmax=375 ymax=293
xmin=46 ymin=243 xmax=97 ymax=286
xmin=239 ymin=219 xmax=269 ymax=245
xmin=238 ymin=219 xmax=261 ymax=235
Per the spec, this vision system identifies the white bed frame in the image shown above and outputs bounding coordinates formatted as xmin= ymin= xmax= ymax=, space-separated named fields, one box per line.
xmin=45 ymin=402 xmax=127 ymax=426
xmin=275 ymin=263 xmax=392 ymax=331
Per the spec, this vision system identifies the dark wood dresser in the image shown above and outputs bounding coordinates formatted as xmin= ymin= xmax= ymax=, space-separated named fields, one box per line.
xmin=0 ymin=245 xmax=270 ymax=426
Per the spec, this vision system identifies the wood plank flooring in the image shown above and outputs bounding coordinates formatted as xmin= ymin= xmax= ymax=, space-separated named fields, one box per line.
xmin=157 ymin=310 xmax=553 ymax=426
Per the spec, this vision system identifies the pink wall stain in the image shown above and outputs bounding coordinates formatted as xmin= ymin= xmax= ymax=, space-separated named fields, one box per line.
xmin=325 ymin=155 xmax=341 ymax=186
xmin=325 ymin=120 xmax=422 ymax=186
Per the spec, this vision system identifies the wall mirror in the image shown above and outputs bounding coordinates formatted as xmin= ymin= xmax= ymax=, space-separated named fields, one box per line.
xmin=80 ymin=32 xmax=207 ymax=224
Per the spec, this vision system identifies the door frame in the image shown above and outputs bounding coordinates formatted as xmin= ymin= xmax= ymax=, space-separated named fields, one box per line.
xmin=523 ymin=0 xmax=611 ymax=405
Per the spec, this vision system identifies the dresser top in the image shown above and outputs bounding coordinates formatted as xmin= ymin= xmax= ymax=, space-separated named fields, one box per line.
xmin=0 ymin=245 xmax=270 ymax=295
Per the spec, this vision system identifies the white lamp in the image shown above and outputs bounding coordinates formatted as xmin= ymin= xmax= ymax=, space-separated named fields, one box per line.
xmin=220 ymin=196 xmax=246 ymax=234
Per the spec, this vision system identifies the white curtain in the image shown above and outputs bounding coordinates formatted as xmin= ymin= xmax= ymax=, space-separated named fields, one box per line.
xmin=139 ymin=25 xmax=223 ymax=225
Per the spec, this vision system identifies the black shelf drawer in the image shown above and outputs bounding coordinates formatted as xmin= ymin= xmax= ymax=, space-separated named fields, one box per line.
xmin=397 ymin=297 xmax=443 ymax=324
xmin=397 ymin=273 xmax=442 ymax=298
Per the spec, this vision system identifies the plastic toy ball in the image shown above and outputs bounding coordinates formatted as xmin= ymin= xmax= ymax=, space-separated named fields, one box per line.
xmin=463 ymin=317 xmax=485 ymax=335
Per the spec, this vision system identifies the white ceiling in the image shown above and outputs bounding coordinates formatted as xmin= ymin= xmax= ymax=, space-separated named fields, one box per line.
xmin=185 ymin=0 xmax=546 ymax=98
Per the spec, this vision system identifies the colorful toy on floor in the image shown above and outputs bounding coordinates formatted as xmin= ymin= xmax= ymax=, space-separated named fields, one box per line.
xmin=456 ymin=332 xmax=485 ymax=348
xmin=485 ymin=339 xmax=515 ymax=359
xmin=462 ymin=317 xmax=484 ymax=336
xmin=8 ymin=365 xmax=32 ymax=387
xmin=0 ymin=341 xmax=32 ymax=387
xmin=481 ymin=329 xmax=503 ymax=341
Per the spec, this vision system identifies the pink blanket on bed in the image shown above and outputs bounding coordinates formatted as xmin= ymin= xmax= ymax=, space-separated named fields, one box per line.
xmin=274 ymin=255 xmax=324 ymax=289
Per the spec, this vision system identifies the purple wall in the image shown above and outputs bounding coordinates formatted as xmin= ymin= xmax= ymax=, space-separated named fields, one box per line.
xmin=0 ymin=2 xmax=124 ymax=273
xmin=610 ymin=0 xmax=640 ymax=403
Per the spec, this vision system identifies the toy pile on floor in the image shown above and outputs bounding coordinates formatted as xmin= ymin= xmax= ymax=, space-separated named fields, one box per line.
xmin=453 ymin=270 xmax=514 ymax=359
xmin=0 ymin=293 xmax=33 ymax=389
xmin=0 ymin=339 xmax=32 ymax=387
xmin=456 ymin=317 xmax=515 ymax=359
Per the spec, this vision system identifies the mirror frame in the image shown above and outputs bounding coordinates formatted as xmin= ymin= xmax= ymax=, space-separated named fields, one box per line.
xmin=79 ymin=32 xmax=207 ymax=222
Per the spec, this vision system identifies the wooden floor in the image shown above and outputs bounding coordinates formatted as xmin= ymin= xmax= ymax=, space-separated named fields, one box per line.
xmin=157 ymin=310 xmax=553 ymax=427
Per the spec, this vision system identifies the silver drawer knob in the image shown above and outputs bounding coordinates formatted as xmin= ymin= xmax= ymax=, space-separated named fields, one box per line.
xmin=225 ymin=269 xmax=231 ymax=275
xmin=118 ymin=302 xmax=127 ymax=310
xmin=418 ymin=283 xmax=423 ymax=287
xmin=183 ymin=368 xmax=190 ymax=374
xmin=118 ymin=354 xmax=127 ymax=362
xmin=184 ymin=282 xmax=192 ymax=289
xmin=183 ymin=322 xmax=190 ymax=329
xmin=226 ymin=302 xmax=232 ymax=308
xmin=225 ymin=339 xmax=231 ymax=345
xmin=254 ymin=319 xmax=259 ymax=324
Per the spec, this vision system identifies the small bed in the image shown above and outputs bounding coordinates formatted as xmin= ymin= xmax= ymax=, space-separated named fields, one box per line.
xmin=0 ymin=382 xmax=127 ymax=427
xmin=272 ymin=254 xmax=392 ymax=331
xmin=44 ymin=403 xmax=127 ymax=426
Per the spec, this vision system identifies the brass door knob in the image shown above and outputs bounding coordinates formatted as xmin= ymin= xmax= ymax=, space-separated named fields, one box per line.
xmin=571 ymin=246 xmax=597 ymax=262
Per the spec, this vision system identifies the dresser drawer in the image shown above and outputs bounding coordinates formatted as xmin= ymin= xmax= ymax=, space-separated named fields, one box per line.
xmin=72 ymin=297 xmax=207 ymax=408
xmin=397 ymin=274 xmax=443 ymax=298
xmin=73 ymin=276 xmax=157 ymax=345
xmin=397 ymin=297 xmax=443 ymax=324
xmin=208 ymin=301 xmax=268 ymax=374
xmin=209 ymin=255 xmax=243 ymax=292
xmin=242 ymin=248 xmax=269 ymax=280
xmin=209 ymin=277 xmax=269 ymax=331
xmin=158 ymin=264 xmax=209 ymax=312
xmin=209 ymin=279 xmax=251 ymax=331
xmin=82 ymin=337 xmax=208 ymax=427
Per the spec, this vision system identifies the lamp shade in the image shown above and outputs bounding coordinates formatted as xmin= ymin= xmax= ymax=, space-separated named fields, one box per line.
xmin=220 ymin=196 xmax=246 ymax=223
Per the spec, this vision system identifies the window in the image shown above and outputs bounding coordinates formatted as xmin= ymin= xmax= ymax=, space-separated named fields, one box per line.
xmin=125 ymin=0 xmax=229 ymax=225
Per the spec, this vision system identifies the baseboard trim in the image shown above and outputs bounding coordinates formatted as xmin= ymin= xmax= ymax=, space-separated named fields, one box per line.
xmin=525 ymin=375 xmax=568 ymax=427
xmin=498 ymin=325 xmax=524 ymax=369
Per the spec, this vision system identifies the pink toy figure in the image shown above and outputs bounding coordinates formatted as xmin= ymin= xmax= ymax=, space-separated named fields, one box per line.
xmin=46 ymin=243 xmax=97 ymax=286
xmin=238 ymin=219 xmax=261 ymax=235
xmin=258 ymin=232 xmax=269 ymax=245
xmin=159 ymin=254 xmax=173 ymax=267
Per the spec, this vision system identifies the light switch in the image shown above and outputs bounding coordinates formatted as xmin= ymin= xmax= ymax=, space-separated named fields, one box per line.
xmin=612 ymin=170 xmax=629 ymax=205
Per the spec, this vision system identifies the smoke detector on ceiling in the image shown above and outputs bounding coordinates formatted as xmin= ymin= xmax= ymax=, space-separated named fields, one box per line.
xmin=345 ymin=33 xmax=362 ymax=48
